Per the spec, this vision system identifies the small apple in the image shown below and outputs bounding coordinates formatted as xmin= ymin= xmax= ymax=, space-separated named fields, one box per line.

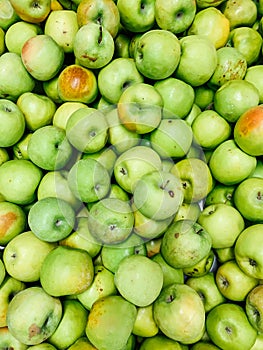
xmin=133 ymin=304 xmax=159 ymax=338
xmin=67 ymin=336 xmax=98 ymax=350
xmin=205 ymin=183 xmax=236 ymax=206
xmin=53 ymin=101 xmax=88 ymax=130
xmin=0 ymin=259 xmax=5 ymax=286
xmin=183 ymin=250 xmax=216 ymax=277
xmin=173 ymin=201 xmax=201 ymax=222
xmin=152 ymin=252 xmax=184 ymax=287
xmin=139 ymin=334 xmax=186 ymax=350
xmin=246 ymin=284 xmax=263 ymax=333
xmin=245 ymin=65 xmax=263 ymax=103
xmin=0 ymin=0 xmax=20 ymax=30
xmin=6 ymin=286 xmax=62 ymax=345
xmin=214 ymin=246 xmax=235 ymax=263
xmin=194 ymin=85 xmax=215 ymax=110
xmin=114 ymin=32 xmax=131 ymax=58
xmin=196 ymin=0 xmax=225 ymax=8
xmin=0 ymin=326 xmax=28 ymax=350
xmin=42 ymin=75 xmax=63 ymax=104
xmin=10 ymin=0 xmax=51 ymax=23
xmin=185 ymin=103 xmax=202 ymax=126
xmin=220 ymin=0 xmax=257 ymax=29
xmin=12 ymin=133 xmax=32 ymax=160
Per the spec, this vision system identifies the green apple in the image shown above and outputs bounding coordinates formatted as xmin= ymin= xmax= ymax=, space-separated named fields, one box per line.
xmin=205 ymin=183 xmax=236 ymax=206
xmin=208 ymin=139 xmax=257 ymax=185
xmin=191 ymin=342 xmax=222 ymax=350
xmin=77 ymin=0 xmax=120 ymax=38
xmin=133 ymin=304 xmax=158 ymax=338
xmin=197 ymin=203 xmax=245 ymax=249
xmin=220 ymin=0 xmax=257 ymax=29
xmin=98 ymin=57 xmax=144 ymax=104
xmin=171 ymin=158 xmax=214 ymax=203
xmin=57 ymin=64 xmax=98 ymax=104
xmin=234 ymin=105 xmax=263 ymax=156
xmin=174 ymin=201 xmax=201 ymax=222
xmin=0 ymin=52 xmax=35 ymax=100
xmin=0 ymin=147 xmax=9 ymax=166
xmin=139 ymin=334 xmax=186 ymax=350
xmin=10 ymin=0 xmax=51 ymax=23
xmin=0 ymin=0 xmax=20 ymax=30
xmin=53 ymin=101 xmax=88 ymax=130
xmin=87 ymin=197 xmax=134 ymax=244
xmin=245 ymin=65 xmax=263 ymax=103
xmin=117 ymin=83 xmax=163 ymax=134
xmin=134 ymin=29 xmax=181 ymax=80
xmin=77 ymin=264 xmax=117 ymax=310
xmin=216 ymin=259 xmax=258 ymax=301
xmin=183 ymin=250 xmax=215 ymax=277
xmin=3 ymin=230 xmax=56 ymax=282
xmin=5 ymin=21 xmax=42 ymax=54
xmin=48 ymin=299 xmax=88 ymax=349
xmin=0 ymin=159 xmax=43 ymax=205
xmin=21 ymin=34 xmax=64 ymax=81
xmin=246 ymin=284 xmax=263 ymax=333
xmin=67 ymin=336 xmax=98 ymax=350
xmin=86 ymin=295 xmax=137 ymax=350
xmin=107 ymin=183 xmax=130 ymax=201
xmin=233 ymin=177 xmax=263 ymax=222
xmin=213 ymin=79 xmax=259 ymax=123
xmin=0 ymin=259 xmax=5 ymax=286
xmin=44 ymin=9 xmax=79 ymax=53
xmin=161 ymin=219 xmax=212 ymax=269
xmin=154 ymin=77 xmax=195 ymax=119
xmin=28 ymin=344 xmax=57 ymax=349
xmin=82 ymin=147 xmax=117 ymax=177
xmin=43 ymin=75 xmax=63 ymax=104
xmin=152 ymin=252 xmax=184 ymax=287
xmin=17 ymin=92 xmax=56 ymax=131
xmin=40 ymin=245 xmax=94 ymax=297
xmin=117 ymin=0 xmax=155 ymax=33
xmin=0 ymin=276 xmax=25 ymax=327
xmin=153 ymin=283 xmax=206 ymax=344
xmin=234 ymin=224 xmax=263 ymax=279
xmin=206 ymin=303 xmax=257 ymax=350
xmin=6 ymin=286 xmax=62 ymax=345
xmin=150 ymin=118 xmax=193 ymax=158
xmin=114 ymin=254 xmax=163 ymax=307
xmin=175 ymin=34 xmax=217 ymax=87
xmin=28 ymin=125 xmax=73 ymax=171
xmin=66 ymin=107 xmax=108 ymax=153
xmin=114 ymin=32 xmax=131 ymax=58
xmin=185 ymin=103 xmax=202 ymax=126
xmin=214 ymin=246 xmax=235 ymax=264
xmin=12 ymin=133 xmax=32 ymax=160
xmin=0 ymin=326 xmax=28 ymax=350
xmin=250 ymin=333 xmax=263 ymax=350
xmin=155 ymin=0 xmax=196 ymax=34
xmin=196 ymin=0 xmax=225 ymax=7
xmin=194 ymin=85 xmax=215 ymax=110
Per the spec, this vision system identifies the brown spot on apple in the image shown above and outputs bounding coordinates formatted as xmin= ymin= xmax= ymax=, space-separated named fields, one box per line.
xmin=28 ymin=323 xmax=41 ymax=339
xmin=0 ymin=212 xmax=17 ymax=237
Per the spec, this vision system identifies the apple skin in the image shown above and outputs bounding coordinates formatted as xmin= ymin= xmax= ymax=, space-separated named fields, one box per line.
xmin=196 ymin=0 xmax=225 ymax=8
xmin=139 ymin=334 xmax=186 ymax=350
xmin=220 ymin=0 xmax=257 ymax=29
xmin=6 ymin=286 xmax=62 ymax=346
xmin=206 ymin=303 xmax=257 ymax=350
xmin=0 ymin=327 xmax=28 ymax=350
xmin=183 ymin=250 xmax=216 ymax=278
xmin=10 ymin=0 xmax=51 ymax=23
xmin=205 ymin=183 xmax=236 ymax=206
xmin=152 ymin=252 xmax=184 ymax=287
xmin=245 ymin=65 xmax=263 ymax=103
xmin=0 ymin=0 xmax=20 ymax=30
xmin=53 ymin=101 xmax=88 ymax=130
xmin=132 ymin=304 xmax=159 ymax=338
xmin=246 ymin=284 xmax=263 ymax=333
xmin=234 ymin=105 xmax=263 ymax=156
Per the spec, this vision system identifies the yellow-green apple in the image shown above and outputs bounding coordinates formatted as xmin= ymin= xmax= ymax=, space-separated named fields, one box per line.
xmin=154 ymin=77 xmax=195 ymax=119
xmin=43 ymin=75 xmax=63 ymax=104
xmin=245 ymin=65 xmax=263 ymax=103
xmin=145 ymin=237 xmax=162 ymax=258
xmin=0 ymin=27 xmax=5 ymax=55
xmin=44 ymin=9 xmax=79 ymax=53
xmin=139 ymin=334 xmax=186 ymax=350
xmin=161 ymin=219 xmax=212 ymax=269
xmin=48 ymin=299 xmax=88 ymax=349
xmin=67 ymin=336 xmax=98 ymax=350
xmin=234 ymin=105 xmax=263 ymax=156
xmin=214 ymin=246 xmax=235 ymax=264
xmin=6 ymin=286 xmax=62 ymax=345
xmin=17 ymin=92 xmax=56 ymax=131
xmin=0 ymin=0 xmax=20 ymax=30
xmin=186 ymin=272 xmax=226 ymax=312
xmin=53 ymin=101 xmax=88 ymax=130
xmin=13 ymin=133 xmax=32 ymax=160
xmin=171 ymin=158 xmax=214 ymax=203
xmin=233 ymin=177 xmax=263 ymax=222
xmin=132 ymin=304 xmax=159 ymax=338
xmin=0 ymin=159 xmax=43 ymax=205
xmin=185 ymin=103 xmax=202 ymax=126
xmin=77 ymin=0 xmax=120 ymax=38
xmin=0 ymin=52 xmax=35 ymax=100
xmin=208 ymin=139 xmax=257 ymax=185
xmin=0 ymin=327 xmax=28 ymax=350
xmin=191 ymin=342 xmax=220 ymax=349
xmin=197 ymin=203 xmax=245 ymax=249
xmin=250 ymin=333 xmax=263 ymax=350
xmin=153 ymin=283 xmax=205 ymax=344
xmin=117 ymin=83 xmax=163 ymax=134
xmin=183 ymin=250 xmax=215 ymax=277
xmin=40 ymin=245 xmax=94 ymax=297
xmin=0 ymin=147 xmax=9 ymax=165
xmin=192 ymin=110 xmax=231 ymax=150
xmin=246 ymin=284 xmax=263 ymax=333
xmin=150 ymin=118 xmax=193 ymax=158
xmin=21 ymin=34 xmax=64 ymax=81
xmin=107 ymin=183 xmax=130 ymax=201
xmin=87 ymin=197 xmax=134 ymax=244
xmin=196 ymin=0 xmax=225 ymax=7
xmin=67 ymin=158 xmax=111 ymax=203
xmin=3 ymin=230 xmax=56 ymax=282
xmin=175 ymin=34 xmax=217 ymax=87
xmin=174 ymin=201 xmax=201 ymax=222
xmin=152 ymin=252 xmax=184 ymax=287
xmin=188 ymin=7 xmax=230 ymax=49
xmin=155 ymin=0 xmax=196 ymax=34
xmin=10 ymin=0 xmax=51 ymax=23
xmin=82 ymin=146 xmax=117 ymax=176
xmin=86 ymin=295 xmax=137 ymax=350
xmin=57 ymin=64 xmax=98 ymax=104
xmin=194 ymin=85 xmax=215 ymax=110
xmin=234 ymin=224 xmax=263 ymax=279
xmin=220 ymin=0 xmax=257 ymax=29
xmin=98 ymin=57 xmax=144 ymax=104
xmin=206 ymin=303 xmax=257 ymax=350
xmin=134 ymin=29 xmax=181 ymax=80
xmin=74 ymin=22 xmax=114 ymax=69
xmin=205 ymin=183 xmax=236 ymax=206
xmin=117 ymin=0 xmax=155 ymax=33
xmin=5 ymin=21 xmax=42 ymax=54
xmin=215 ymin=259 xmax=258 ymax=302
xmin=66 ymin=107 xmax=108 ymax=153
xmin=213 ymin=80 xmax=259 ymax=123
xmin=77 ymin=264 xmax=117 ymax=310
xmin=28 ymin=197 xmax=75 ymax=242
xmin=28 ymin=343 xmax=57 ymax=349
xmin=0 ymin=276 xmax=25 ymax=327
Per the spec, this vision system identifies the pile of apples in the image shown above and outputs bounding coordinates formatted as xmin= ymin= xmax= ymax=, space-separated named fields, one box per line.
xmin=1 ymin=0 xmax=263 ymax=349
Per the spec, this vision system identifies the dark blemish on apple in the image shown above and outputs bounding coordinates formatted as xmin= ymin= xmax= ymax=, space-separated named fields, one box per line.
xmin=11 ymin=253 xmax=16 ymax=258
xmin=81 ymin=54 xmax=97 ymax=62
xmin=175 ymin=11 xmax=184 ymax=20
xmin=120 ymin=167 xmax=127 ymax=175
xmin=28 ymin=323 xmax=41 ymax=339
xmin=257 ymin=191 xmax=262 ymax=200
xmin=182 ymin=182 xmax=187 ymax=189
xmin=253 ymin=308 xmax=260 ymax=319
xmin=174 ymin=232 xmax=179 ymax=239
xmin=194 ymin=268 xmax=198 ymax=272
xmin=249 ymin=258 xmax=257 ymax=267
xmin=225 ymin=326 xmax=232 ymax=334
xmin=196 ymin=229 xmax=203 ymax=235
xmin=89 ymin=130 xmax=97 ymax=137
xmin=109 ymin=224 xmax=117 ymax=231
xmin=32 ymin=1 xmax=41 ymax=9
xmin=168 ymin=190 xmax=174 ymax=197
xmin=168 ymin=120 xmax=172 ymax=123
xmin=98 ymin=25 xmax=103 ymax=44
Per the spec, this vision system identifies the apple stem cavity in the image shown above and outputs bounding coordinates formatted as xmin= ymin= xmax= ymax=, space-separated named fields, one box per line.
xmin=166 ymin=294 xmax=175 ymax=303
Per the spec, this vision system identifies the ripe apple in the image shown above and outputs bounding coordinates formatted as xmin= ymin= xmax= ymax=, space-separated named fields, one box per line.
xmin=220 ymin=0 xmax=257 ymax=29
xmin=214 ymin=246 xmax=235 ymax=264
xmin=155 ymin=0 xmax=196 ymax=34
xmin=0 ymin=52 xmax=35 ymax=100
xmin=0 ymin=326 xmax=28 ymax=350
xmin=206 ymin=303 xmax=257 ymax=350
xmin=0 ymin=0 xmax=20 ymax=30
xmin=6 ymin=286 xmax=62 ymax=345
xmin=245 ymin=65 xmax=263 ymax=103
xmin=134 ymin=29 xmax=181 ymax=80
xmin=246 ymin=284 xmax=263 ymax=333
xmin=57 ymin=64 xmax=98 ymax=104
xmin=44 ymin=9 xmax=79 ymax=53
xmin=21 ymin=34 xmax=64 ymax=81
xmin=10 ymin=0 xmax=51 ymax=23
xmin=152 ymin=252 xmax=184 ymax=287
xmin=153 ymin=283 xmax=206 ymax=344
xmin=40 ymin=245 xmax=94 ymax=297
xmin=3 ymin=231 xmax=56 ymax=282
xmin=0 ymin=159 xmax=43 ymax=205
xmin=234 ymin=105 xmax=263 ymax=156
